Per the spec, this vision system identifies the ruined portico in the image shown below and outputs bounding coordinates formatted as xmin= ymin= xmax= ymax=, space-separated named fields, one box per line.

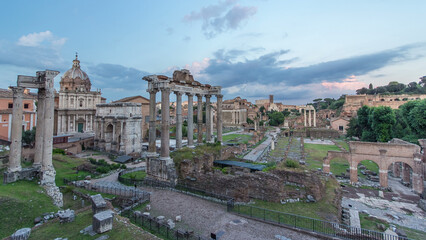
xmin=143 ymin=69 xmax=222 ymax=183
xmin=299 ymin=105 xmax=316 ymax=127
xmin=323 ymin=139 xmax=424 ymax=194
xmin=3 ymin=70 xmax=63 ymax=207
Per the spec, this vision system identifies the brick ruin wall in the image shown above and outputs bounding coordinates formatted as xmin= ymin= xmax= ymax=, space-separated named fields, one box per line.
xmin=178 ymin=152 xmax=327 ymax=202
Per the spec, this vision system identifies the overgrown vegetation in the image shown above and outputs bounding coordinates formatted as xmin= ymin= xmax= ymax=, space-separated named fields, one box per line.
xmin=347 ymin=99 xmax=426 ymax=143
xmin=171 ymin=143 xmax=222 ymax=171
xmin=355 ymin=78 xmax=426 ymax=95
xmin=89 ymin=158 xmax=125 ymax=173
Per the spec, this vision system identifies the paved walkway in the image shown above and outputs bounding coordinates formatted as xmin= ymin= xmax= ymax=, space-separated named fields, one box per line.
xmin=140 ymin=187 xmax=318 ymax=240
xmin=243 ymin=127 xmax=280 ymax=162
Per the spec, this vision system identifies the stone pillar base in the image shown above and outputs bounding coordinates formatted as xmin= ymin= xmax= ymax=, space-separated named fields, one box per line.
xmin=43 ymin=184 xmax=63 ymax=207
xmin=3 ymin=167 xmax=38 ymax=184
xmin=146 ymin=156 xmax=177 ymax=184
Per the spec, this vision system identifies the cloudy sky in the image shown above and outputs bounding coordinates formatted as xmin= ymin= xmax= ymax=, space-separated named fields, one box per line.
xmin=1 ymin=1 xmax=425 ymax=104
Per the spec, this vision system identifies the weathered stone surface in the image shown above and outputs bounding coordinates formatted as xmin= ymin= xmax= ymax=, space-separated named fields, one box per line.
xmin=34 ymin=216 xmax=42 ymax=224
xmin=58 ymin=209 xmax=75 ymax=223
xmin=175 ymin=215 xmax=181 ymax=222
xmin=91 ymin=194 xmax=107 ymax=214
xmin=418 ymin=199 xmax=426 ymax=211
xmin=43 ymin=183 xmax=63 ymax=207
xmin=11 ymin=228 xmax=31 ymax=240
xmin=167 ymin=219 xmax=175 ymax=229
xmin=93 ymin=211 xmax=113 ymax=234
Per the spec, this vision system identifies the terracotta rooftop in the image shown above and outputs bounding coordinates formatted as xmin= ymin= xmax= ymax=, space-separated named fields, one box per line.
xmin=0 ymin=88 xmax=37 ymax=99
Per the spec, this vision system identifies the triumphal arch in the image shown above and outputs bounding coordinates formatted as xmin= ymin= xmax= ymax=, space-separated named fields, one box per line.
xmin=323 ymin=139 xmax=424 ymax=194
xmin=143 ymin=69 xmax=222 ymax=183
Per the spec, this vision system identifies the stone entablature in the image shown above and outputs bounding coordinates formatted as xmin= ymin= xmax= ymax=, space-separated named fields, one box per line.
xmin=323 ymin=139 xmax=424 ymax=194
xmin=95 ymin=102 xmax=142 ymax=155
xmin=342 ymin=94 xmax=426 ymax=117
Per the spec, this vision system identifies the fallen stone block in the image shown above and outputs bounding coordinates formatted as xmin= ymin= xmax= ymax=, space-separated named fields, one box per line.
xmin=11 ymin=228 xmax=31 ymax=240
xmin=91 ymin=194 xmax=107 ymax=214
xmin=58 ymin=209 xmax=75 ymax=223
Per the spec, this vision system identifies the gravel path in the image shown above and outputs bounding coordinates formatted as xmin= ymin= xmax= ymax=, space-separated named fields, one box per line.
xmin=140 ymin=187 xmax=318 ymax=240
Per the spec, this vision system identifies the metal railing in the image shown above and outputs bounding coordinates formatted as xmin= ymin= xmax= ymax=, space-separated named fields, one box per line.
xmin=121 ymin=206 xmax=207 ymax=240
xmin=229 ymin=204 xmax=410 ymax=240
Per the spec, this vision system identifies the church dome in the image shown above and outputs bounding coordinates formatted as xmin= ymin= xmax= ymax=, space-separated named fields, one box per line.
xmin=60 ymin=54 xmax=91 ymax=92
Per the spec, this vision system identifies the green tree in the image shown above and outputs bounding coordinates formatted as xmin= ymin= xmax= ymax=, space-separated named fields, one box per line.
xmin=268 ymin=111 xmax=284 ymax=126
xmin=22 ymin=127 xmax=36 ymax=147
xmin=370 ymin=106 xmax=396 ymax=142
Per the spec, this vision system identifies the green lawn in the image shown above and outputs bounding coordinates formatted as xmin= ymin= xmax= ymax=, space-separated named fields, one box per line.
xmin=121 ymin=170 xmax=147 ymax=180
xmin=245 ymin=177 xmax=340 ymax=221
xmin=0 ymin=181 xmax=59 ymax=239
xmin=304 ymin=143 xmax=341 ymax=170
xmin=334 ymin=140 xmax=349 ymax=151
xmin=330 ymin=157 xmax=349 ymax=176
xmin=53 ymin=154 xmax=91 ymax=186
xmin=29 ymin=209 xmax=156 ymax=240
xmin=222 ymin=134 xmax=253 ymax=144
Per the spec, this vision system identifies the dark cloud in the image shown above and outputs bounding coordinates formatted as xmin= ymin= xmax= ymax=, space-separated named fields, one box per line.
xmin=183 ymin=1 xmax=257 ymax=38
xmin=87 ymin=63 xmax=151 ymax=101
xmin=202 ymin=43 xmax=424 ymax=88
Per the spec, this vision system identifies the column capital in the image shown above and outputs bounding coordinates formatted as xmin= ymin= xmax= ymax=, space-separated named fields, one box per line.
xmin=147 ymin=89 xmax=158 ymax=94
xmin=186 ymin=92 xmax=194 ymax=97
xmin=10 ymin=86 xmax=25 ymax=97
xmin=160 ymin=87 xmax=171 ymax=93
xmin=216 ymin=94 xmax=223 ymax=99
xmin=174 ymin=91 xmax=183 ymax=96
xmin=196 ymin=93 xmax=203 ymax=98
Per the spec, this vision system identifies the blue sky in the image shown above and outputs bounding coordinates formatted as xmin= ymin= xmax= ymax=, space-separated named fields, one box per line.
xmin=1 ymin=0 xmax=425 ymax=104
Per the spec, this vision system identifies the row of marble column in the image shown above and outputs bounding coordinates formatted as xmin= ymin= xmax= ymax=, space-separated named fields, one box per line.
xmin=302 ymin=109 xmax=316 ymax=127
xmin=58 ymin=113 xmax=94 ymax=134
xmin=147 ymin=88 xmax=223 ymax=161
xmin=8 ymin=86 xmax=55 ymax=173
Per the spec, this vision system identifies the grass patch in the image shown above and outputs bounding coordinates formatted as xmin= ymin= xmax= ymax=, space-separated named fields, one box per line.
xmin=222 ymin=134 xmax=252 ymax=144
xmin=121 ymin=171 xmax=147 ymax=180
xmin=334 ymin=140 xmax=349 ymax=151
xmin=304 ymin=143 xmax=341 ymax=170
xmin=329 ymin=157 xmax=349 ymax=176
xmin=53 ymin=154 xmax=91 ymax=186
xmin=29 ymin=209 xmax=155 ymax=240
xmin=171 ymin=143 xmax=222 ymax=169
xmin=0 ymin=181 xmax=59 ymax=239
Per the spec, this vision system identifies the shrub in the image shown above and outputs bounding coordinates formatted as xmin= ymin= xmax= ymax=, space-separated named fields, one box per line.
xmin=96 ymin=166 xmax=110 ymax=174
xmin=285 ymin=160 xmax=299 ymax=168
xmin=221 ymin=167 xmax=230 ymax=174
xmin=98 ymin=159 xmax=108 ymax=166
xmin=88 ymin=158 xmax=97 ymax=165
xmin=120 ymin=164 xmax=127 ymax=169
xmin=52 ymin=148 xmax=65 ymax=155
xmin=111 ymin=163 xmax=120 ymax=170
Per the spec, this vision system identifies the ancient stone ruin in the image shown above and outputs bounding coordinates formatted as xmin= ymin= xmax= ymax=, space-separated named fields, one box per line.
xmin=323 ymin=139 xmax=424 ymax=194
xmin=142 ymin=69 xmax=222 ymax=183
xmin=3 ymin=70 xmax=63 ymax=207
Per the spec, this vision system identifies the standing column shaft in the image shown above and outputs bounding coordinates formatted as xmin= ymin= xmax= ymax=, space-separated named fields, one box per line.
xmin=8 ymin=87 xmax=25 ymax=172
xmin=175 ymin=92 xmax=183 ymax=149
xmin=34 ymin=88 xmax=45 ymax=167
xmin=313 ymin=109 xmax=316 ymax=127
xmin=216 ymin=94 xmax=223 ymax=143
xmin=308 ymin=110 xmax=312 ymax=127
xmin=304 ymin=109 xmax=307 ymax=126
xmin=160 ymin=88 xmax=171 ymax=160
xmin=205 ymin=95 xmax=211 ymax=142
xmin=187 ymin=93 xmax=194 ymax=147
xmin=148 ymin=90 xmax=157 ymax=153
xmin=197 ymin=94 xmax=203 ymax=144
xmin=100 ymin=119 xmax=104 ymax=140
xmin=42 ymin=86 xmax=55 ymax=171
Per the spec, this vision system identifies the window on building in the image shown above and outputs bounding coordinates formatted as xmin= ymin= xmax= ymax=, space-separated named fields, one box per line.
xmin=145 ymin=116 xmax=150 ymax=122
xmin=8 ymin=103 xmax=13 ymax=108
xmin=24 ymin=103 xmax=29 ymax=109
xmin=80 ymin=100 xmax=83 ymax=107
xmin=339 ymin=126 xmax=344 ymax=131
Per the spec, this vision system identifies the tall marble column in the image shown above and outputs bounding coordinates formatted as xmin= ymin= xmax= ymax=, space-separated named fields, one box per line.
xmin=148 ymin=89 xmax=157 ymax=154
xmin=313 ymin=109 xmax=317 ymax=127
xmin=304 ymin=109 xmax=307 ymax=126
xmin=8 ymin=87 xmax=25 ymax=173
xmin=197 ymin=94 xmax=203 ymax=144
xmin=187 ymin=93 xmax=194 ymax=147
xmin=308 ymin=110 xmax=312 ymax=127
xmin=119 ymin=120 xmax=124 ymax=153
xmin=216 ymin=94 xmax=223 ymax=143
xmin=175 ymin=91 xmax=183 ymax=149
xmin=34 ymin=88 xmax=46 ymax=167
xmin=41 ymin=86 xmax=55 ymax=172
xmin=160 ymin=87 xmax=171 ymax=161
xmin=205 ymin=95 xmax=211 ymax=142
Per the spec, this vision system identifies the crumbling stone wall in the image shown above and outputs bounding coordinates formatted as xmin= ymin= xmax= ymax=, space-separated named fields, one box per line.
xmin=180 ymin=169 xmax=326 ymax=202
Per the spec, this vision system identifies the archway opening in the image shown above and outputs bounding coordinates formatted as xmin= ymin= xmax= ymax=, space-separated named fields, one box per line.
xmin=388 ymin=162 xmax=413 ymax=187
xmin=357 ymin=160 xmax=379 ymax=183
xmin=329 ymin=157 xmax=350 ymax=178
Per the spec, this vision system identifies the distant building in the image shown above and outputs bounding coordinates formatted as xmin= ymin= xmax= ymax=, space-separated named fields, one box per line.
xmin=113 ymin=95 xmax=150 ymax=139
xmin=342 ymin=94 xmax=426 ymax=117
xmin=222 ymin=97 xmax=252 ymax=127
xmin=330 ymin=117 xmax=350 ymax=134
xmin=0 ymin=88 xmax=37 ymax=140
xmin=55 ymin=55 xmax=103 ymax=135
